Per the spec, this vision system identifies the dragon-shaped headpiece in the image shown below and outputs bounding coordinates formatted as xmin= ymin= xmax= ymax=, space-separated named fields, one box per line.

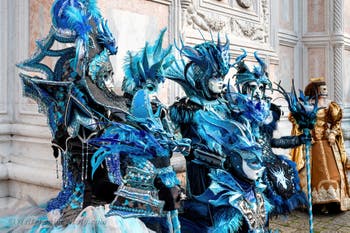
xmin=51 ymin=0 xmax=117 ymax=73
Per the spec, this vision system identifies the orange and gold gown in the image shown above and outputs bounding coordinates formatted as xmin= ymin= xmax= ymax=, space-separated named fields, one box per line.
xmin=290 ymin=101 xmax=350 ymax=211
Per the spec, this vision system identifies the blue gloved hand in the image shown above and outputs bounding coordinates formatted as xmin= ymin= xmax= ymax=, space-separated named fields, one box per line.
xmin=298 ymin=132 xmax=312 ymax=144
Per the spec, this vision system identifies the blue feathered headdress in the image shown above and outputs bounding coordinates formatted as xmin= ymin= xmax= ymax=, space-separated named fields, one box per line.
xmin=51 ymin=0 xmax=117 ymax=73
xmin=165 ymin=34 xmax=230 ymax=100
xmin=122 ymin=29 xmax=174 ymax=96
xmin=232 ymin=50 xmax=272 ymax=96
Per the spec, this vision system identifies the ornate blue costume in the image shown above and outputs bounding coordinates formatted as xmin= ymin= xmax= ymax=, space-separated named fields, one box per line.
xmin=232 ymin=50 xmax=307 ymax=216
xmin=1 ymin=1 xmax=155 ymax=232
xmin=166 ymin=37 xmax=273 ymax=232
xmin=90 ymin=29 xmax=190 ymax=233
xmin=167 ymin=36 xmax=232 ymax=197
xmin=0 ymin=1 xmax=310 ymax=231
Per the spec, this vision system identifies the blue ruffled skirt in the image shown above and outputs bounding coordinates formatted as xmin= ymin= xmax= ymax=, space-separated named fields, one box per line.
xmin=0 ymin=204 xmax=154 ymax=233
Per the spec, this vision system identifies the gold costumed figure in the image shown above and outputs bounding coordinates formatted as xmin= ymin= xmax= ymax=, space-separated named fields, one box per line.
xmin=290 ymin=77 xmax=350 ymax=212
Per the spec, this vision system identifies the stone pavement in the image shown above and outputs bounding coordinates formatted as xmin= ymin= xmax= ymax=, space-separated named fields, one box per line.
xmin=270 ymin=209 xmax=350 ymax=233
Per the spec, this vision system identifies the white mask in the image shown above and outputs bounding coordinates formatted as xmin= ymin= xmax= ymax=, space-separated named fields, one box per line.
xmin=242 ymin=159 xmax=265 ymax=181
xmin=318 ymin=84 xmax=328 ymax=97
xmin=245 ymin=81 xmax=265 ymax=100
xmin=208 ymin=78 xmax=225 ymax=94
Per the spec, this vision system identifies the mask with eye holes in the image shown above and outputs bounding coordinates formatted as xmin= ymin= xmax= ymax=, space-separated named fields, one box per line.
xmin=233 ymin=50 xmax=272 ymax=101
xmin=88 ymin=48 xmax=115 ymax=95
xmin=208 ymin=77 xmax=226 ymax=94
xmin=188 ymin=38 xmax=230 ymax=100
xmin=225 ymin=145 xmax=265 ymax=184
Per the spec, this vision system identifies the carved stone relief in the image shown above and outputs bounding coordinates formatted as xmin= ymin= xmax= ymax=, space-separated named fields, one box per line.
xmin=180 ymin=0 xmax=192 ymax=9
xmin=236 ymin=0 xmax=252 ymax=9
xmin=185 ymin=4 xmax=226 ymax=31
xmin=183 ymin=0 xmax=269 ymax=43
xmin=230 ymin=19 xmax=264 ymax=41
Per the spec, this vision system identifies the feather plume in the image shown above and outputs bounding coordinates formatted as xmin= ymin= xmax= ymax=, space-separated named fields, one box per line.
xmin=65 ymin=6 xmax=92 ymax=42
xmin=86 ymin=0 xmax=101 ymax=20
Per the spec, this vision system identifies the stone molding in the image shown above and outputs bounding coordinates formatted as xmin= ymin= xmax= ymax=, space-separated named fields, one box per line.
xmin=7 ymin=163 xmax=61 ymax=189
xmin=278 ymin=30 xmax=299 ymax=46
xmin=146 ymin=0 xmax=172 ymax=5
xmin=0 ymin=164 xmax=8 ymax=181
xmin=183 ymin=0 xmax=270 ymax=44
xmin=333 ymin=44 xmax=344 ymax=104
xmin=180 ymin=0 xmax=192 ymax=9
xmin=333 ymin=0 xmax=343 ymax=34
xmin=0 ymin=1 xmax=8 ymax=116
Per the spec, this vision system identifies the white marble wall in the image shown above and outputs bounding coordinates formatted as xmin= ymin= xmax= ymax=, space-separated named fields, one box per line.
xmin=1 ymin=0 xmax=350 ymax=205
xmin=0 ymin=0 xmax=11 ymax=202
xmin=274 ymin=0 xmax=350 ymax=157
xmin=0 ymin=0 xmax=60 ymax=206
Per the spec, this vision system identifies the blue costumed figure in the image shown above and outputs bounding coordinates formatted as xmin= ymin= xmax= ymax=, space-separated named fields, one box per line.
xmin=230 ymin=50 xmax=307 ymax=216
xmin=167 ymin=35 xmax=232 ymax=198
xmin=0 ymin=0 xmax=154 ymax=232
xmin=89 ymin=29 xmax=191 ymax=233
xmin=166 ymin=36 xmax=273 ymax=232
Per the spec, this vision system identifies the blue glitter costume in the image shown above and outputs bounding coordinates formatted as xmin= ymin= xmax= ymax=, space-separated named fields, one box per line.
xmin=231 ymin=50 xmax=307 ymax=216
xmin=0 ymin=1 xmax=156 ymax=232
xmin=166 ymin=36 xmax=273 ymax=232
xmin=90 ymin=29 xmax=190 ymax=233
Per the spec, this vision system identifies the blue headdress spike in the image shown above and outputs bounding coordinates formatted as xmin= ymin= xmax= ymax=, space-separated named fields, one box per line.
xmin=231 ymin=49 xmax=247 ymax=68
xmin=232 ymin=49 xmax=254 ymax=92
xmin=97 ymin=19 xmax=118 ymax=55
xmin=197 ymin=29 xmax=207 ymax=41
xmin=221 ymin=34 xmax=230 ymax=52
xmin=216 ymin=33 xmax=229 ymax=52
xmin=210 ymin=30 xmax=214 ymax=42
xmin=253 ymin=51 xmax=272 ymax=90
xmin=122 ymin=28 xmax=174 ymax=95
xmin=139 ymin=43 xmax=150 ymax=79
xmin=253 ymin=51 xmax=266 ymax=77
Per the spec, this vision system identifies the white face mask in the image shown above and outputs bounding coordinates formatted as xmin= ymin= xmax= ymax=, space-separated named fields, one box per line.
xmin=318 ymin=84 xmax=328 ymax=97
xmin=242 ymin=159 xmax=265 ymax=181
xmin=246 ymin=81 xmax=265 ymax=100
xmin=104 ymin=73 xmax=115 ymax=92
xmin=264 ymin=111 xmax=274 ymax=124
xmin=97 ymin=63 xmax=115 ymax=92
xmin=208 ymin=78 xmax=225 ymax=94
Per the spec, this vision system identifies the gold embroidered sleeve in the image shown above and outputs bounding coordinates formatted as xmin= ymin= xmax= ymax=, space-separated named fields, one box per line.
xmin=328 ymin=101 xmax=347 ymax=164
xmin=328 ymin=101 xmax=342 ymax=134
xmin=288 ymin=113 xmax=305 ymax=170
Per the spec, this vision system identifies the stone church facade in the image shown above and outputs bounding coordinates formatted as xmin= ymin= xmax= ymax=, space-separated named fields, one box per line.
xmin=1 ymin=0 xmax=350 ymax=206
